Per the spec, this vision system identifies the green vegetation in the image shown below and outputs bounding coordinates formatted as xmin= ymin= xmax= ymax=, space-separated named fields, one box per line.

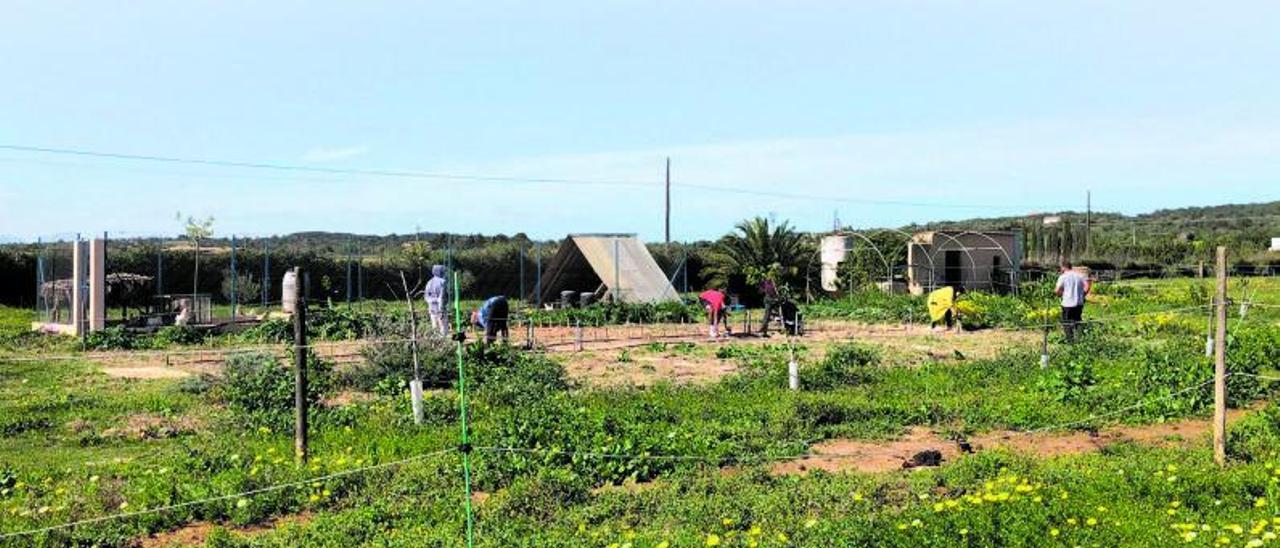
xmin=2 ymin=275 xmax=1280 ymax=546
xmin=705 ymin=217 xmax=810 ymax=290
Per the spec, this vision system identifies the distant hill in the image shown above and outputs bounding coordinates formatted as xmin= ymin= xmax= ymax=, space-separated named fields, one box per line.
xmin=899 ymin=200 xmax=1280 ymax=266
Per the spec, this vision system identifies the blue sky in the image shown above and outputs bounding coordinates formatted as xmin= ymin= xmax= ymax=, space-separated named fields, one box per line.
xmin=1 ymin=1 xmax=1278 ymax=242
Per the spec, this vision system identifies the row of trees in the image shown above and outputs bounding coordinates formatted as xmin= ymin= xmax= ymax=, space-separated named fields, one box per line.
xmin=5 ymin=200 xmax=1278 ymax=308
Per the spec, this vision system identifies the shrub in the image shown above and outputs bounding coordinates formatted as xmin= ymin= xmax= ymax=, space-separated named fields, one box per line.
xmin=176 ymin=374 xmax=216 ymax=395
xmin=220 ymin=269 xmax=261 ymax=306
xmin=354 ymin=316 xmax=455 ymax=391
xmin=803 ymin=289 xmax=921 ymax=324
xmin=153 ymin=325 xmax=207 ymax=346
xmin=1037 ymin=359 xmax=1098 ymax=403
xmin=1228 ymin=402 xmax=1280 ymax=462
xmin=307 ymin=305 xmax=376 ymax=340
xmin=467 ymin=344 xmax=569 ymax=406
xmin=85 ymin=326 xmax=139 ymax=350
xmin=236 ymin=318 xmax=292 ymax=344
xmin=216 ymin=351 xmax=332 ymax=429
xmin=526 ymin=300 xmax=702 ymax=326
xmin=1226 ymin=323 xmax=1280 ymax=403
xmin=804 ymin=343 xmax=880 ymax=390
xmin=1128 ymin=341 xmax=1212 ymax=419
xmin=955 ymin=292 xmax=1028 ymax=330
xmin=490 ymin=468 xmax=589 ymax=521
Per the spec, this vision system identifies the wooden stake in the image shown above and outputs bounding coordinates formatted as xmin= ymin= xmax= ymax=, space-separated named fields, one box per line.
xmin=292 ymin=267 xmax=309 ymax=465
xmin=1213 ymin=246 xmax=1228 ymax=467
xmin=400 ymin=272 xmax=424 ymax=425
xmin=575 ymin=319 xmax=583 ymax=352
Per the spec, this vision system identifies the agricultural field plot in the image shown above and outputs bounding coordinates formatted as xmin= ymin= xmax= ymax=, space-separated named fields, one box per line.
xmin=3 ymin=278 xmax=1280 ymax=547
xmin=554 ymin=323 xmax=1035 ymax=388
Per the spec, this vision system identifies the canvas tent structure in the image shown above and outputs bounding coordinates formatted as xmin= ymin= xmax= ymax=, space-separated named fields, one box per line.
xmin=537 ymin=234 xmax=680 ymax=305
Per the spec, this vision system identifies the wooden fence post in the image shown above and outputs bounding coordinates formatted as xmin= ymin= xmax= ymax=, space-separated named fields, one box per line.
xmin=1213 ymin=246 xmax=1228 ymax=467
xmin=292 ymin=266 xmax=309 ymax=465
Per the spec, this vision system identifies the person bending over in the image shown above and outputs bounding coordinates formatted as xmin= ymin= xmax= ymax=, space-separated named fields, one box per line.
xmin=471 ymin=295 xmax=510 ymax=346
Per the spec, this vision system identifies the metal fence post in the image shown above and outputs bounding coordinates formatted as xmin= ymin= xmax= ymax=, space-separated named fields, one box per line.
xmin=346 ymin=238 xmax=353 ymax=306
xmin=535 ymin=242 xmax=542 ymax=309
xmin=262 ymin=239 xmax=270 ymax=306
xmin=156 ymin=244 xmax=164 ymax=296
xmin=230 ymin=234 xmax=239 ymax=323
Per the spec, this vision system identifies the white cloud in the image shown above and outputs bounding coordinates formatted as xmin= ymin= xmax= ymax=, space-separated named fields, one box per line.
xmin=301 ymin=145 xmax=369 ymax=162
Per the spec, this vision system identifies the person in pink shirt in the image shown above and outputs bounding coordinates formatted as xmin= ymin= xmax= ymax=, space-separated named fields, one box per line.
xmin=698 ymin=288 xmax=731 ymax=339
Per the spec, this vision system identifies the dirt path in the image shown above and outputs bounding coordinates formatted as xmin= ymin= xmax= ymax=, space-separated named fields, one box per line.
xmin=772 ymin=409 xmax=1251 ymax=475
xmin=87 ymin=342 xmax=365 ymax=380
xmin=84 ymin=320 xmax=1032 ymax=385
xmin=553 ymin=321 xmax=1035 ymax=387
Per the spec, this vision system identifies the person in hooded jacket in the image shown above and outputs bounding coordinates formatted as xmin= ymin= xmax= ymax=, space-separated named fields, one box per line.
xmin=424 ymin=264 xmax=449 ymax=334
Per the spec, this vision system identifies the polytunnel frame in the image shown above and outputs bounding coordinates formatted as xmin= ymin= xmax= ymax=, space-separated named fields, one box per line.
xmin=804 ymin=229 xmax=933 ymax=300
xmin=919 ymin=230 xmax=1017 ymax=293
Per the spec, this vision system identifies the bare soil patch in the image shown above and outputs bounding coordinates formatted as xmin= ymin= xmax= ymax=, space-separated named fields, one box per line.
xmin=101 ymin=366 xmax=192 ymax=380
xmin=138 ymin=513 xmax=312 ymax=547
xmin=101 ymin=414 xmax=200 ymax=441
xmin=550 ymin=321 xmax=1034 ymax=387
xmin=772 ymin=409 xmax=1251 ymax=476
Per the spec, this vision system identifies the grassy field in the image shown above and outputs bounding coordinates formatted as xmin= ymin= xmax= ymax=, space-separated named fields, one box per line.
xmin=2 ymin=276 xmax=1280 ymax=546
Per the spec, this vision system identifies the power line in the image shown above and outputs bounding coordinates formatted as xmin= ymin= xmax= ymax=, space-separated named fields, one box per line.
xmin=0 ymin=144 xmax=652 ymax=189
xmin=0 ymin=143 xmax=1068 ymax=211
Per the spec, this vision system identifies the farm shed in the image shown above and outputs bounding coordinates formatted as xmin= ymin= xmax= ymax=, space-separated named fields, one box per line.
xmin=906 ymin=230 xmax=1022 ymax=295
xmin=537 ymin=234 xmax=680 ymax=305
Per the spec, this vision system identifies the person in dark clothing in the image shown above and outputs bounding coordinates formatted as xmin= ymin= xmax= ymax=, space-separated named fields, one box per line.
xmin=758 ymin=278 xmax=784 ymax=336
xmin=471 ymin=295 xmax=510 ymax=345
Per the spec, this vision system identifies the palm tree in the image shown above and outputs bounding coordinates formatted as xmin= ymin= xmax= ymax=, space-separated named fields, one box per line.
xmin=706 ymin=217 xmax=811 ymax=291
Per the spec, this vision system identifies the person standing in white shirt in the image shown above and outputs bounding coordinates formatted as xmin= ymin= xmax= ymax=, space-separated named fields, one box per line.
xmin=1054 ymin=260 xmax=1091 ymax=343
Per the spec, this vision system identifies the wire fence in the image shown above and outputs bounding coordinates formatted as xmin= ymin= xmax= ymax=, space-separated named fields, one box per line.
xmin=2 ymin=266 xmax=1279 ymax=544
xmin=0 ymin=447 xmax=458 ymax=541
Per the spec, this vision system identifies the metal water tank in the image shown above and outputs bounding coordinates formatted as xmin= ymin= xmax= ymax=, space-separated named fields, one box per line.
xmin=579 ymin=292 xmax=595 ymax=307
xmin=560 ymin=290 xmax=577 ymax=308
xmin=282 ymin=271 xmax=298 ymax=313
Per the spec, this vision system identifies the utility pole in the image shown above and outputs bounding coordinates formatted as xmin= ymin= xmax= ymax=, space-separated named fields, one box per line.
xmin=664 ymin=157 xmax=671 ymax=245
xmin=1213 ymin=246 xmax=1227 ymax=467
